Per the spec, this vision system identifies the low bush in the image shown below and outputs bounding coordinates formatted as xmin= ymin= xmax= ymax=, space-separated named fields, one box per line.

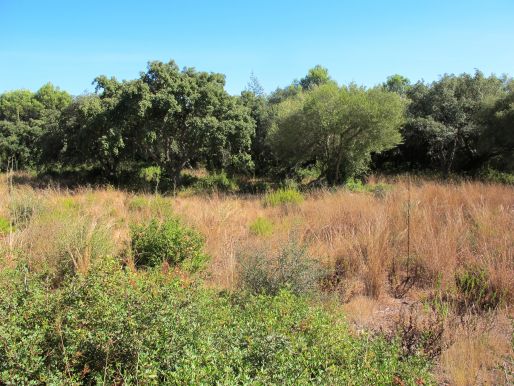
xmin=131 ymin=218 xmax=208 ymax=271
xmin=0 ymin=260 xmax=434 ymax=385
xmin=249 ymin=217 xmax=273 ymax=236
xmin=455 ymin=265 xmax=503 ymax=312
xmin=478 ymin=167 xmax=514 ymax=185
xmin=345 ymin=177 xmax=391 ymax=197
xmin=0 ymin=217 xmax=10 ymax=235
xmin=192 ymin=171 xmax=238 ymax=194
xmin=238 ymin=239 xmax=324 ymax=296
xmin=263 ymin=188 xmax=303 ymax=207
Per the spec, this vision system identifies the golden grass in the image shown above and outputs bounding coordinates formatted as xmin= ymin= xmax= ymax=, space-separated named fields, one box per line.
xmin=439 ymin=313 xmax=514 ymax=385
xmin=1 ymin=176 xmax=513 ymax=295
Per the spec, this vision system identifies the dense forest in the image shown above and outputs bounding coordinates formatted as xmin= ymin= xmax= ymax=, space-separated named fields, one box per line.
xmin=1 ymin=60 xmax=513 ymax=189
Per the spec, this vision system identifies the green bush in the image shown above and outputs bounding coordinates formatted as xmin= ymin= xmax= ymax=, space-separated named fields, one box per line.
xmin=478 ymin=167 xmax=514 ymax=185
xmin=0 ymin=260 xmax=434 ymax=384
xmin=192 ymin=171 xmax=238 ymax=194
xmin=249 ymin=217 xmax=273 ymax=237
xmin=345 ymin=177 xmax=391 ymax=197
xmin=455 ymin=265 xmax=503 ymax=312
xmin=238 ymin=239 xmax=325 ymax=296
xmin=0 ymin=217 xmax=11 ymax=235
xmin=263 ymin=188 xmax=303 ymax=207
xmin=131 ymin=218 xmax=208 ymax=271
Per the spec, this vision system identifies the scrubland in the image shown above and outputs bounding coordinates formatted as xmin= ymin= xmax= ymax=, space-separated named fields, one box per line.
xmin=0 ymin=173 xmax=513 ymax=384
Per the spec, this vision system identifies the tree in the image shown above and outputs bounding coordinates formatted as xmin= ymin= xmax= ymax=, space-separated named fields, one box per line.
xmin=405 ymin=71 xmax=507 ymax=175
xmin=269 ymin=66 xmax=334 ymax=105
xmin=270 ymin=83 xmax=406 ymax=184
xmin=374 ymin=71 xmax=510 ymax=174
xmin=240 ymin=74 xmax=274 ymax=175
xmin=478 ymin=88 xmax=514 ymax=170
xmin=92 ymin=61 xmax=256 ymax=187
xmin=383 ymin=74 xmax=411 ymax=96
xmin=0 ymin=85 xmax=71 ymax=170
xmin=299 ymin=65 xmax=333 ymax=90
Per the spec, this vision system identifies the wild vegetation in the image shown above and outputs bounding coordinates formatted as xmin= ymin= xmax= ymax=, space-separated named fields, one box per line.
xmin=0 ymin=174 xmax=513 ymax=384
xmin=0 ymin=60 xmax=513 ymax=384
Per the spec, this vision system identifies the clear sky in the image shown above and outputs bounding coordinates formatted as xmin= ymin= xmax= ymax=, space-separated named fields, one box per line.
xmin=1 ymin=0 xmax=513 ymax=96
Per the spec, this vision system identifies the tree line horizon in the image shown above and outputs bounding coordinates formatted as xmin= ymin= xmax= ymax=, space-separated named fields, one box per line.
xmin=1 ymin=60 xmax=513 ymax=189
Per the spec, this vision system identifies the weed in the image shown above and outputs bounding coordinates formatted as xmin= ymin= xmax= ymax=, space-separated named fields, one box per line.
xmin=455 ymin=265 xmax=503 ymax=312
xmin=262 ymin=188 xmax=303 ymax=207
xmin=249 ymin=217 xmax=273 ymax=236
xmin=0 ymin=217 xmax=11 ymax=235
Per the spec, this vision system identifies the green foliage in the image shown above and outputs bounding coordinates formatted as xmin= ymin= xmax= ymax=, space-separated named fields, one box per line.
xmin=377 ymin=71 xmax=512 ymax=175
xmin=192 ymin=171 xmax=238 ymax=193
xmin=383 ymin=74 xmax=411 ymax=95
xmin=0 ymin=217 xmax=11 ymax=235
xmin=137 ymin=165 xmax=161 ymax=192
xmin=455 ymin=265 xmax=503 ymax=312
xmin=249 ymin=217 xmax=273 ymax=236
xmin=2 ymin=64 xmax=512 ymax=185
xmin=299 ymin=65 xmax=334 ymax=90
xmin=0 ymin=261 xmax=434 ymax=384
xmin=240 ymin=77 xmax=275 ymax=175
xmin=345 ymin=178 xmax=392 ymax=197
xmin=238 ymin=239 xmax=324 ymax=296
xmin=263 ymin=188 xmax=303 ymax=207
xmin=131 ymin=218 xmax=207 ymax=271
xmin=0 ymin=84 xmax=71 ymax=170
xmin=478 ymin=167 xmax=514 ymax=184
xmin=270 ymin=82 xmax=406 ymax=184
xmin=95 ymin=61 xmax=255 ymax=184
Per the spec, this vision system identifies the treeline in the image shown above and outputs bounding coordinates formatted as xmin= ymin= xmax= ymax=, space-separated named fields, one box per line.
xmin=1 ymin=60 xmax=513 ymax=189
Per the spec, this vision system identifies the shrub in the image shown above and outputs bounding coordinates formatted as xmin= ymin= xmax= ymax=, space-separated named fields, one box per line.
xmin=0 ymin=217 xmax=11 ymax=235
xmin=192 ymin=171 xmax=238 ymax=194
xmin=263 ymin=188 xmax=303 ymax=207
xmin=249 ymin=217 xmax=273 ymax=237
xmin=131 ymin=218 xmax=208 ymax=271
xmin=478 ymin=167 xmax=514 ymax=185
xmin=345 ymin=177 xmax=391 ymax=197
xmin=238 ymin=239 xmax=324 ymax=296
xmin=455 ymin=265 xmax=503 ymax=312
xmin=0 ymin=261 xmax=434 ymax=384
xmin=345 ymin=177 xmax=366 ymax=192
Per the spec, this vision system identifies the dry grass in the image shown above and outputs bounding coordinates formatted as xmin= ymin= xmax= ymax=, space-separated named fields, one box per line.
xmin=438 ymin=313 xmax=514 ymax=385
xmin=1 ymin=174 xmax=513 ymax=381
xmin=1 ymin=175 xmax=513 ymax=295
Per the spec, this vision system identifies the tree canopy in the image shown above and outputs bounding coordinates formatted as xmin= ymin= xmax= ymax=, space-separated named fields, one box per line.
xmin=270 ymin=83 xmax=406 ymax=184
xmin=0 ymin=62 xmax=512 ymax=187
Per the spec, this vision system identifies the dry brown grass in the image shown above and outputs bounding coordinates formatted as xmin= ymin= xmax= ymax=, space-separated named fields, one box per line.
xmin=1 ymin=174 xmax=513 ymax=380
xmin=438 ymin=313 xmax=514 ymax=385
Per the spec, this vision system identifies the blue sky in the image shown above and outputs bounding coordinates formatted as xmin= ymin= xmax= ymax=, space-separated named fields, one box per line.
xmin=1 ymin=0 xmax=513 ymax=95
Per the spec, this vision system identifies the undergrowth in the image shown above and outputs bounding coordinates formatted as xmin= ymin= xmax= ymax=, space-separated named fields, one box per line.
xmin=0 ymin=259 xmax=434 ymax=385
